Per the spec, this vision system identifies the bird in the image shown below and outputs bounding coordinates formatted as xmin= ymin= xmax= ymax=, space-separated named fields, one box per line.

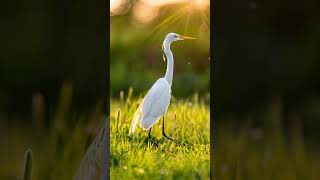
xmin=129 ymin=32 xmax=195 ymax=146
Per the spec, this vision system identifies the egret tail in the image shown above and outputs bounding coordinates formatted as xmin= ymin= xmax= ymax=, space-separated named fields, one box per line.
xmin=129 ymin=99 xmax=144 ymax=134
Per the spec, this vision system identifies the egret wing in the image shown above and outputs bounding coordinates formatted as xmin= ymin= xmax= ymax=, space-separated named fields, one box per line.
xmin=140 ymin=78 xmax=171 ymax=130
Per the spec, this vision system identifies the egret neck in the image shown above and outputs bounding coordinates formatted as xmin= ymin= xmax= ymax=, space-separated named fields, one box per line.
xmin=163 ymin=39 xmax=174 ymax=87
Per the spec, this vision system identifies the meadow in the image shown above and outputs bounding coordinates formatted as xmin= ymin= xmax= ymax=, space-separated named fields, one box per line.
xmin=110 ymin=89 xmax=210 ymax=180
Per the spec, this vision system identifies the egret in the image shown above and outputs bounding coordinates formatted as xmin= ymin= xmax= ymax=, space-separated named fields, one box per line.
xmin=129 ymin=32 xmax=195 ymax=146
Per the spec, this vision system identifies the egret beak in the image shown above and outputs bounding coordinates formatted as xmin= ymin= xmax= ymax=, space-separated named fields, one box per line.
xmin=179 ymin=35 xmax=196 ymax=40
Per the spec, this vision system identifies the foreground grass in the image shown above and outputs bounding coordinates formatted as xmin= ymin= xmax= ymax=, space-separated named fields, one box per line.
xmin=110 ymin=92 xmax=210 ymax=180
xmin=0 ymin=83 xmax=107 ymax=179
xmin=213 ymin=97 xmax=320 ymax=180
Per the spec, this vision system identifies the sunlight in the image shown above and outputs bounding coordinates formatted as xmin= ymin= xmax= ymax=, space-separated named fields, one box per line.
xmin=132 ymin=2 xmax=160 ymax=24
xmin=141 ymin=0 xmax=186 ymax=7
xmin=192 ymin=0 xmax=209 ymax=10
xmin=111 ymin=0 xmax=210 ymax=19
xmin=110 ymin=0 xmax=128 ymax=16
xmin=140 ymin=0 xmax=209 ymax=10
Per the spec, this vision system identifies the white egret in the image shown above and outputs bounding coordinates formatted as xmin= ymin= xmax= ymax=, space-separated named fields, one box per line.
xmin=129 ymin=32 xmax=195 ymax=146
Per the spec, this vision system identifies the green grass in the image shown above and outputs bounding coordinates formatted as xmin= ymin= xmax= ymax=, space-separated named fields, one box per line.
xmin=110 ymin=92 xmax=210 ymax=180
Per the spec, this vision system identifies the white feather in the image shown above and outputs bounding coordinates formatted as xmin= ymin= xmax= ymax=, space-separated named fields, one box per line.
xmin=140 ymin=78 xmax=171 ymax=130
xmin=129 ymin=78 xmax=171 ymax=134
xmin=129 ymin=99 xmax=144 ymax=134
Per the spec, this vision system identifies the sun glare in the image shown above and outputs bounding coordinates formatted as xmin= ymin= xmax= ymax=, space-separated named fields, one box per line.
xmin=111 ymin=0 xmax=209 ymax=26
xmin=110 ymin=0 xmax=128 ymax=16
xmin=140 ymin=0 xmax=185 ymax=7
xmin=192 ymin=0 xmax=209 ymax=10
xmin=132 ymin=2 xmax=160 ymax=24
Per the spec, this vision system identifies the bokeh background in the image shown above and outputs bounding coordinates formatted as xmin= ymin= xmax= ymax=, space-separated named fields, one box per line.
xmin=110 ymin=0 xmax=210 ymax=98
xmin=0 ymin=0 xmax=107 ymax=122
xmin=213 ymin=0 xmax=320 ymax=178
xmin=1 ymin=0 xmax=107 ymax=179
xmin=213 ymin=0 xmax=320 ymax=145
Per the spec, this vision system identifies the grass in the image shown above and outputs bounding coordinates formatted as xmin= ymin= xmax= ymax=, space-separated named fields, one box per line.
xmin=2 ymin=85 xmax=320 ymax=179
xmin=110 ymin=91 xmax=210 ymax=180
xmin=0 ymin=82 xmax=107 ymax=179
xmin=212 ymin=98 xmax=320 ymax=180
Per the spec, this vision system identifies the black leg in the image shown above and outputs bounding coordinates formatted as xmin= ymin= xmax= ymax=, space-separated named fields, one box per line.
xmin=148 ymin=128 xmax=158 ymax=147
xmin=162 ymin=116 xmax=174 ymax=141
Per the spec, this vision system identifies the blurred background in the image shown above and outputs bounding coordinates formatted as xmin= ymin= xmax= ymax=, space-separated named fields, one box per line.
xmin=0 ymin=0 xmax=107 ymax=121
xmin=1 ymin=0 xmax=107 ymax=179
xmin=213 ymin=0 xmax=320 ymax=178
xmin=213 ymin=0 xmax=320 ymax=143
xmin=110 ymin=0 xmax=210 ymax=98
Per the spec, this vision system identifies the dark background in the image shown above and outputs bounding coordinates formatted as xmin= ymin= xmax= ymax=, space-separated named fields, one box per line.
xmin=213 ymin=0 xmax=320 ymax=140
xmin=1 ymin=0 xmax=108 ymax=179
xmin=0 ymin=0 xmax=108 ymax=123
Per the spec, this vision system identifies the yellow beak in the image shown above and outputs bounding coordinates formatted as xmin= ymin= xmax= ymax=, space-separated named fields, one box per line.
xmin=179 ymin=35 xmax=196 ymax=40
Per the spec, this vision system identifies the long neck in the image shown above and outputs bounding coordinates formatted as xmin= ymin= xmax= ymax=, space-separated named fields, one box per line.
xmin=163 ymin=41 xmax=174 ymax=87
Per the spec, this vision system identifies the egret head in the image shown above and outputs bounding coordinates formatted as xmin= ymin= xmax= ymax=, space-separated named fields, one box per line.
xmin=165 ymin=32 xmax=196 ymax=43
xmin=162 ymin=32 xmax=196 ymax=55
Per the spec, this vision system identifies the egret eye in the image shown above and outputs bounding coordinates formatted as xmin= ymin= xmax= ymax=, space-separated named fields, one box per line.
xmin=173 ymin=34 xmax=178 ymax=38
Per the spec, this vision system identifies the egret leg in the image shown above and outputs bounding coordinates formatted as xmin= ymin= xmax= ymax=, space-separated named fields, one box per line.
xmin=162 ymin=116 xmax=174 ymax=141
xmin=148 ymin=128 xmax=158 ymax=147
